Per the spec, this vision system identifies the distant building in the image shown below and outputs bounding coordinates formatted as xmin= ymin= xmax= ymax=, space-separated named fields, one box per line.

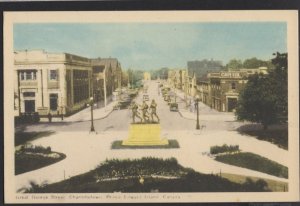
xmin=206 ymin=67 xmax=268 ymax=112
xmin=91 ymin=58 xmax=122 ymax=105
xmin=187 ymin=59 xmax=223 ymax=81
xmin=143 ymin=72 xmax=151 ymax=81
xmin=14 ymin=50 xmax=92 ymax=116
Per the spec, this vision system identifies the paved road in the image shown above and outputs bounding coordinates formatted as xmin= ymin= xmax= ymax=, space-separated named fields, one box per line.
xmin=23 ymin=81 xmax=197 ymax=133
xmin=15 ymin=80 xmax=290 ymax=192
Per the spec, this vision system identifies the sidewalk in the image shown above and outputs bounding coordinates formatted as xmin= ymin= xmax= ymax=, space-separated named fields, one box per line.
xmin=175 ymin=89 xmax=236 ymax=122
xmin=15 ymin=130 xmax=289 ymax=192
xmin=40 ymin=100 xmax=118 ymax=123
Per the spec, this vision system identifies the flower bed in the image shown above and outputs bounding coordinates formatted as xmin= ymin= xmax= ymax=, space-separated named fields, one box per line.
xmin=15 ymin=144 xmax=66 ymax=175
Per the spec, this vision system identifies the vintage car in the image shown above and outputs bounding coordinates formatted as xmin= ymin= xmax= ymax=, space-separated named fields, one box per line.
xmin=143 ymin=94 xmax=149 ymax=101
xmin=113 ymin=99 xmax=132 ymax=110
xmin=169 ymin=102 xmax=178 ymax=112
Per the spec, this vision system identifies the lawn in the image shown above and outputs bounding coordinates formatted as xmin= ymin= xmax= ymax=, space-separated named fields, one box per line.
xmin=215 ymin=152 xmax=288 ymax=178
xmin=23 ymin=157 xmax=272 ymax=193
xmin=15 ymin=131 xmax=55 ymax=146
xmin=221 ymin=173 xmax=288 ymax=192
xmin=15 ymin=145 xmax=66 ymax=175
xmin=15 ymin=152 xmax=66 ymax=175
xmin=237 ymin=124 xmax=288 ymax=150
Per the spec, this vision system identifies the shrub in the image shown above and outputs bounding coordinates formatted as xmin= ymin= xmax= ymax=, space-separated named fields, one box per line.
xmin=95 ymin=157 xmax=185 ymax=179
xmin=210 ymin=144 xmax=240 ymax=155
xmin=19 ymin=144 xmax=52 ymax=154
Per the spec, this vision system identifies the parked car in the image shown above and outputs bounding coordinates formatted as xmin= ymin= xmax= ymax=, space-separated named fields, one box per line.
xmin=143 ymin=94 xmax=149 ymax=101
xmin=114 ymin=100 xmax=132 ymax=110
xmin=164 ymin=95 xmax=170 ymax=102
xmin=170 ymin=102 xmax=178 ymax=112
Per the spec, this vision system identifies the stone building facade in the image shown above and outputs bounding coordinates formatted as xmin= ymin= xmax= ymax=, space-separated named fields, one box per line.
xmin=14 ymin=50 xmax=93 ymax=116
xmin=206 ymin=67 xmax=268 ymax=112
xmin=91 ymin=58 xmax=122 ymax=105
xmin=168 ymin=66 xmax=268 ymax=112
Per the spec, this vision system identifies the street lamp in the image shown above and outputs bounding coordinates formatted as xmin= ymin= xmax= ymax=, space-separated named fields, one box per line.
xmin=90 ymin=97 xmax=95 ymax=132
xmin=195 ymin=94 xmax=200 ymax=130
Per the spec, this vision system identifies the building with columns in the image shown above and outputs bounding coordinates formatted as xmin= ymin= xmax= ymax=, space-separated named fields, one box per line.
xmin=14 ymin=50 xmax=92 ymax=117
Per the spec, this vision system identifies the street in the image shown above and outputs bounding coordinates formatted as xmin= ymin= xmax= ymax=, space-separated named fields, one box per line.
xmin=15 ymin=80 xmax=289 ymax=192
xmin=22 ymin=81 xmax=240 ymax=133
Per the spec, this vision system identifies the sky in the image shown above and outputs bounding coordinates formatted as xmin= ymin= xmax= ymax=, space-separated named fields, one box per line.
xmin=14 ymin=23 xmax=287 ymax=70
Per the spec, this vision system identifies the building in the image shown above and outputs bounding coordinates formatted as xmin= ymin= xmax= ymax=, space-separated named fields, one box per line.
xmin=206 ymin=67 xmax=268 ymax=112
xmin=14 ymin=50 xmax=92 ymax=117
xmin=143 ymin=72 xmax=151 ymax=81
xmin=91 ymin=58 xmax=122 ymax=105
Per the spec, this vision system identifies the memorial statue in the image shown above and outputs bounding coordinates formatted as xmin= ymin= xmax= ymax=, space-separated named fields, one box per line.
xmin=141 ymin=101 xmax=150 ymax=123
xmin=131 ymin=101 xmax=142 ymax=123
xmin=150 ymin=99 xmax=160 ymax=123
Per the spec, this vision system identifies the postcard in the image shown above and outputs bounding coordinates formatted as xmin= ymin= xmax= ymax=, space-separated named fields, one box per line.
xmin=4 ymin=11 xmax=299 ymax=203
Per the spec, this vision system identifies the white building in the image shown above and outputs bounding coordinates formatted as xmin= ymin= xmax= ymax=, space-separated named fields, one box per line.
xmin=14 ymin=50 xmax=92 ymax=117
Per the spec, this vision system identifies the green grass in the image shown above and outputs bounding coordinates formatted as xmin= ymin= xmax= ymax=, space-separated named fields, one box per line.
xmin=221 ymin=173 xmax=288 ymax=192
xmin=210 ymin=144 xmax=239 ymax=154
xmin=15 ymin=131 xmax=55 ymax=146
xmin=215 ymin=152 xmax=288 ymax=178
xmin=23 ymin=157 xmax=272 ymax=193
xmin=15 ymin=151 xmax=66 ymax=175
xmin=111 ymin=140 xmax=179 ymax=149
xmin=238 ymin=126 xmax=288 ymax=150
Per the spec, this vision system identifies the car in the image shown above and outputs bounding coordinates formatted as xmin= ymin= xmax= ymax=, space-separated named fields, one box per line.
xmin=164 ymin=95 xmax=170 ymax=101
xmin=113 ymin=100 xmax=132 ymax=110
xmin=143 ymin=94 xmax=149 ymax=101
xmin=170 ymin=102 xmax=178 ymax=112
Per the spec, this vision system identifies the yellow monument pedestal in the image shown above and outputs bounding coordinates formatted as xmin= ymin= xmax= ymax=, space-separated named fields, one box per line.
xmin=122 ymin=124 xmax=169 ymax=146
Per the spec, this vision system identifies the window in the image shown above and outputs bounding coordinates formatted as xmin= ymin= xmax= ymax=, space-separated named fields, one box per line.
xmin=20 ymin=70 xmax=36 ymax=81
xmin=231 ymin=82 xmax=236 ymax=90
xmin=50 ymin=70 xmax=58 ymax=80
xmin=23 ymin=92 xmax=35 ymax=97
xmin=49 ymin=94 xmax=58 ymax=110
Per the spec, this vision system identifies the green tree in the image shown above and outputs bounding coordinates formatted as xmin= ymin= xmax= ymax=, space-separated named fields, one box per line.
xmin=243 ymin=57 xmax=273 ymax=69
xmin=226 ymin=59 xmax=243 ymax=70
xmin=235 ymin=53 xmax=288 ymax=129
xmin=127 ymin=69 xmax=144 ymax=88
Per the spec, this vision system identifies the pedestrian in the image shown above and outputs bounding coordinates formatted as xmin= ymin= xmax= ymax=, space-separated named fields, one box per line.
xmin=47 ymin=112 xmax=52 ymax=123
xmin=150 ymin=99 xmax=160 ymax=123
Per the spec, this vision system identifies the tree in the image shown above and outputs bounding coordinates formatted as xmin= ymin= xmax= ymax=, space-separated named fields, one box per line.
xmin=235 ymin=53 xmax=288 ymax=129
xmin=243 ymin=57 xmax=273 ymax=69
xmin=226 ymin=59 xmax=243 ymax=70
xmin=151 ymin=67 xmax=169 ymax=80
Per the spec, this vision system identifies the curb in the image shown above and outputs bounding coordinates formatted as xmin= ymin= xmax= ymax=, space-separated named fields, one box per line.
xmin=177 ymin=109 xmax=196 ymax=121
xmin=39 ymin=107 xmax=115 ymax=124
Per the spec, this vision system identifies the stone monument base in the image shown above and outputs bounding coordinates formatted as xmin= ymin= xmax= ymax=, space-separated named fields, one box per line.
xmin=122 ymin=124 xmax=169 ymax=146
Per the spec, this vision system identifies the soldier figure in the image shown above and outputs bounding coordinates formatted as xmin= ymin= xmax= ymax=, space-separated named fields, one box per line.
xmin=150 ymin=99 xmax=160 ymax=123
xmin=131 ymin=101 xmax=142 ymax=123
xmin=141 ymin=101 xmax=150 ymax=123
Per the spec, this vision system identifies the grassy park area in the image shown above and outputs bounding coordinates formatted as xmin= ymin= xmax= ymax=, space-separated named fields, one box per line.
xmin=23 ymin=157 xmax=275 ymax=193
xmin=15 ymin=131 xmax=55 ymax=146
xmin=237 ymin=124 xmax=288 ymax=149
xmin=215 ymin=152 xmax=288 ymax=179
xmin=15 ymin=144 xmax=66 ymax=175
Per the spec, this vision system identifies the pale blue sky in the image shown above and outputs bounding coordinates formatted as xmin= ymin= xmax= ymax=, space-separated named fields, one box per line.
xmin=14 ymin=23 xmax=286 ymax=70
